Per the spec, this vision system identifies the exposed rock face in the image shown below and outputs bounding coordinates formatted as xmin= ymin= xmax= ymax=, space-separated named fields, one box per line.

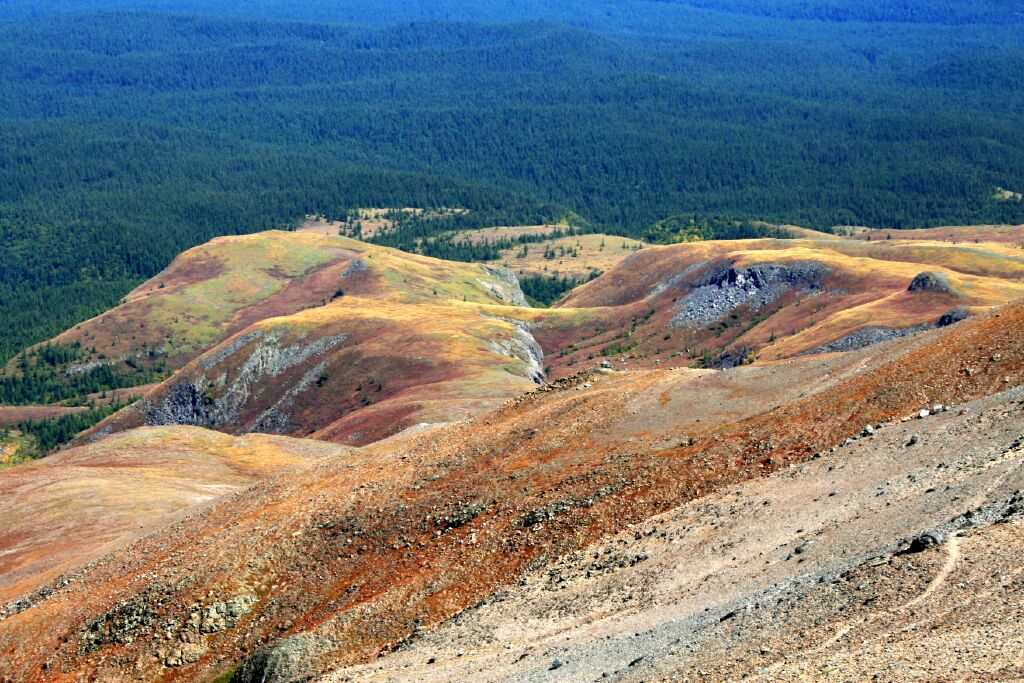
xmin=489 ymin=323 xmax=546 ymax=384
xmin=650 ymin=261 xmax=708 ymax=298
xmin=163 ymin=595 xmax=257 ymax=667
xmin=144 ymin=331 xmax=347 ymax=430
xmin=671 ymin=262 xmax=828 ymax=328
xmin=707 ymin=347 xmax=754 ymax=370
xmin=232 ymin=635 xmax=331 ymax=683
xmin=904 ymin=530 xmax=945 ymax=554
xmin=809 ymin=308 xmax=970 ymax=355
xmin=908 ymin=271 xmax=954 ymax=294
xmin=250 ymin=361 xmax=329 ymax=434
xmin=480 ymin=266 xmax=529 ymax=307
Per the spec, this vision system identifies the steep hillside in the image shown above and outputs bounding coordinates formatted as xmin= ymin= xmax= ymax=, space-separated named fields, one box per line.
xmin=333 ymin=383 xmax=1024 ymax=682
xmin=26 ymin=229 xmax=565 ymax=445
xmin=2 ymin=231 xmax=534 ymax=433
xmin=88 ymin=297 xmax=548 ymax=446
xmin=4 ymin=299 xmax=1024 ymax=681
xmin=12 ymin=225 xmax=1024 ymax=448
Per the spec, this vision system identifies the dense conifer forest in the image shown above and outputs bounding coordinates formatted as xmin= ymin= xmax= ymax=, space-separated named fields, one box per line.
xmin=13 ymin=403 xmax=123 ymax=455
xmin=1 ymin=1 xmax=1023 ymax=362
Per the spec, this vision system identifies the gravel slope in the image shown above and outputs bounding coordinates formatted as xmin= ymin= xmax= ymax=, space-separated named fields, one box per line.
xmin=327 ymin=386 xmax=1024 ymax=682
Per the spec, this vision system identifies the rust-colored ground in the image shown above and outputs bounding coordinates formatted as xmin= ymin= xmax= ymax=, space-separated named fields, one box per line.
xmin=0 ymin=406 xmax=86 ymax=427
xmin=14 ymin=226 xmax=1024 ymax=450
xmin=0 ymin=427 xmax=335 ymax=604
xmin=7 ymin=226 xmax=1024 ymax=681
xmin=843 ymin=223 xmax=1024 ymax=245
xmin=553 ymin=234 xmax=1024 ymax=373
xmin=4 ymin=301 xmax=1024 ymax=682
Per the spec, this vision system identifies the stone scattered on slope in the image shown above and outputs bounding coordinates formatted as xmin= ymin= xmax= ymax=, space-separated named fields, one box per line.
xmin=904 ymin=530 xmax=946 ymax=554
xmin=806 ymin=324 xmax=930 ymax=355
xmin=937 ymin=307 xmax=970 ymax=327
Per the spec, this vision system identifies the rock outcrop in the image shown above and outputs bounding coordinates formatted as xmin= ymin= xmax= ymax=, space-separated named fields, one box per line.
xmin=908 ymin=271 xmax=954 ymax=294
xmin=671 ymin=262 xmax=828 ymax=328
xmin=232 ymin=635 xmax=332 ymax=683
xmin=144 ymin=331 xmax=347 ymax=431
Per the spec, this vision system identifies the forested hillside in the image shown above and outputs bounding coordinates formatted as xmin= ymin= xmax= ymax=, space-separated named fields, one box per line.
xmin=1 ymin=4 xmax=1023 ymax=362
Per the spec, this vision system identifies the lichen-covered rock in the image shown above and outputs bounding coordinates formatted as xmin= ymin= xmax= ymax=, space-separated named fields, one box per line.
xmin=806 ymin=324 xmax=930 ymax=355
xmin=79 ymin=584 xmax=175 ymax=653
xmin=195 ymin=594 xmax=256 ymax=634
xmin=164 ymin=642 xmax=207 ymax=667
xmin=489 ymin=323 xmax=545 ymax=384
xmin=481 ymin=265 xmax=529 ymax=307
xmin=937 ymin=307 xmax=969 ymax=327
xmin=231 ymin=634 xmax=331 ymax=683
xmin=144 ymin=331 xmax=346 ymax=430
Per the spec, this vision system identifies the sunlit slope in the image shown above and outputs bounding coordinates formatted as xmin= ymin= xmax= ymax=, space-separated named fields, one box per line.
xmin=557 ymin=233 xmax=1024 ymax=367
xmin=86 ymin=297 xmax=552 ymax=445
xmin=29 ymin=225 xmax=1024 ymax=443
xmin=843 ymin=223 xmax=1024 ymax=245
xmin=30 ymin=231 xmax=527 ymax=376
xmin=6 ymin=300 xmax=1024 ymax=683
xmin=0 ymin=426 xmax=337 ymax=604
xmin=449 ymin=226 xmax=647 ymax=280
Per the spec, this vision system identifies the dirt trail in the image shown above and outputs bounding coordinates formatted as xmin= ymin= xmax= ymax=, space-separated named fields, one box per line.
xmin=804 ymin=531 xmax=961 ymax=664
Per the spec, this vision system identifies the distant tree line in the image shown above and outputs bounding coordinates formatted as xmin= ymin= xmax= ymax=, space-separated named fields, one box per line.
xmin=0 ymin=11 xmax=1022 ymax=363
xmin=0 ymin=343 xmax=165 ymax=405
xmin=519 ymin=270 xmax=601 ymax=307
xmin=15 ymin=403 xmax=122 ymax=456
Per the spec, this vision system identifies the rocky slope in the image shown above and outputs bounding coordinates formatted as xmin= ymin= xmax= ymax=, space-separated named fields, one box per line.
xmin=14 ymin=226 xmax=1024 ymax=445
xmin=330 ymin=385 xmax=1024 ymax=681
xmin=4 ymin=297 xmax=1024 ymax=681
xmin=554 ymin=232 xmax=1024 ymax=373
xmin=85 ymin=298 xmax=549 ymax=446
xmin=5 ymin=231 xmax=529 ymax=400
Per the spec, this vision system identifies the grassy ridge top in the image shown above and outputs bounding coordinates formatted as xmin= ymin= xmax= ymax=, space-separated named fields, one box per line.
xmin=24 ymin=225 xmax=1024 ymax=445
xmin=549 ymin=228 xmax=1024 ymax=372
xmin=43 ymin=231 xmax=527 ymax=374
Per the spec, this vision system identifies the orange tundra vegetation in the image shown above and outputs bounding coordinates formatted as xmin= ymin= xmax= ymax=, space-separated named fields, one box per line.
xmin=2 ymin=297 xmax=1024 ymax=681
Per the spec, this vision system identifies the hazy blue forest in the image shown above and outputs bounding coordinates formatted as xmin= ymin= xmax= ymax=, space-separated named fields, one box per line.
xmin=1 ymin=0 xmax=1023 ymax=361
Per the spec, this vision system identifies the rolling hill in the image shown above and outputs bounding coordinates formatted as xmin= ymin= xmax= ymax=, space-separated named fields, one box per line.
xmin=3 ymin=5 xmax=1024 ymax=368
xmin=8 ymin=225 xmax=1024 ymax=448
xmin=3 ymin=283 xmax=1024 ymax=681
xmin=3 ymin=3 xmax=1024 ymax=679
xmin=3 ymin=225 xmax=1024 ymax=682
